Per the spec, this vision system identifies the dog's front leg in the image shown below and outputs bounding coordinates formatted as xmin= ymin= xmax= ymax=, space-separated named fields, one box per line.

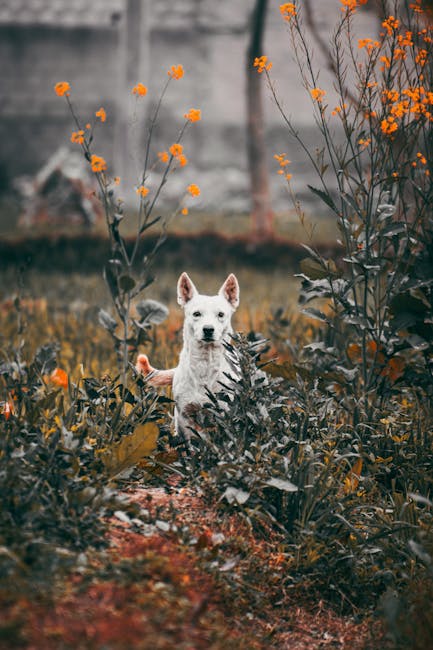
xmin=136 ymin=354 xmax=175 ymax=387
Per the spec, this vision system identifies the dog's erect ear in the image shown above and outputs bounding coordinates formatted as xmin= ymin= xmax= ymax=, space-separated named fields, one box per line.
xmin=219 ymin=273 xmax=240 ymax=309
xmin=177 ymin=272 xmax=198 ymax=306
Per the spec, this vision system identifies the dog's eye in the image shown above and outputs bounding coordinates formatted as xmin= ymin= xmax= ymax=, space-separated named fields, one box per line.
xmin=193 ymin=311 xmax=201 ymax=318
xmin=218 ymin=312 xmax=225 ymax=319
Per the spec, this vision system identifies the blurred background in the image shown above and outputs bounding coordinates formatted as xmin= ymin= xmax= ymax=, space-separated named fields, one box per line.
xmin=0 ymin=0 xmax=382 ymax=313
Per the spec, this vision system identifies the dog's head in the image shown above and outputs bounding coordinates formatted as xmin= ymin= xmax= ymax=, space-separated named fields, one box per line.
xmin=177 ymin=272 xmax=239 ymax=344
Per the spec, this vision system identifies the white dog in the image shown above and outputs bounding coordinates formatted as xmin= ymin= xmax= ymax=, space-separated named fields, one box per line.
xmin=136 ymin=272 xmax=240 ymax=438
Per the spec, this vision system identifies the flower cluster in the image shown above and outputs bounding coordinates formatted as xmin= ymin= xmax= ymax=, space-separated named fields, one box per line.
xmin=95 ymin=107 xmax=107 ymax=122
xmin=184 ymin=108 xmax=201 ymax=123
xmin=136 ymin=185 xmax=149 ymax=198
xmin=253 ymin=55 xmax=272 ymax=74
xmin=187 ymin=183 xmax=200 ymax=197
xmin=340 ymin=0 xmax=367 ymax=12
xmin=132 ymin=82 xmax=147 ymax=97
xmin=90 ymin=155 xmax=107 ymax=173
xmin=54 ymin=81 xmax=70 ymax=97
xmin=158 ymin=151 xmax=169 ymax=164
xmin=280 ymin=3 xmax=296 ymax=21
xmin=358 ymin=38 xmax=380 ymax=52
xmin=49 ymin=367 xmax=68 ymax=390
xmin=310 ymin=88 xmax=326 ymax=102
xmin=274 ymin=153 xmax=292 ymax=180
xmin=169 ymin=143 xmax=188 ymax=167
xmin=169 ymin=143 xmax=183 ymax=157
xmin=382 ymin=15 xmax=400 ymax=36
xmin=168 ymin=65 xmax=184 ymax=80
xmin=381 ymin=116 xmax=398 ymax=136
xmin=331 ymin=103 xmax=348 ymax=117
xmin=70 ymin=130 xmax=85 ymax=145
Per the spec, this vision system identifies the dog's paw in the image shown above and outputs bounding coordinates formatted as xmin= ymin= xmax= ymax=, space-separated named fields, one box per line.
xmin=136 ymin=353 xmax=154 ymax=376
xmin=136 ymin=354 xmax=175 ymax=387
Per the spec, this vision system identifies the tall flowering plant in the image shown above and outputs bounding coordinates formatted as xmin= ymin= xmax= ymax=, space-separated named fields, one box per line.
xmin=264 ymin=0 xmax=433 ymax=425
xmin=55 ymin=68 xmax=202 ymax=378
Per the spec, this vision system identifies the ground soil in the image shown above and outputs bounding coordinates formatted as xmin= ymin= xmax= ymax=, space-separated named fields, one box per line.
xmin=0 ymin=486 xmax=389 ymax=650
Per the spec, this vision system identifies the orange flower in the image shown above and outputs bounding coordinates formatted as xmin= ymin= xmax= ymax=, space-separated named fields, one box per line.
xmin=398 ymin=31 xmax=414 ymax=47
xmin=177 ymin=154 xmax=188 ymax=167
xmin=132 ymin=82 xmax=148 ymax=96
xmin=409 ymin=0 xmax=424 ymax=13
xmin=358 ymin=137 xmax=371 ymax=149
xmin=184 ymin=108 xmax=201 ymax=123
xmin=340 ymin=0 xmax=357 ymax=11
xmin=381 ymin=116 xmax=398 ymax=136
xmin=382 ymin=15 xmax=400 ymax=36
xmin=158 ymin=151 xmax=169 ymax=163
xmin=113 ymin=176 xmax=121 ymax=185
xmin=382 ymin=89 xmax=399 ymax=103
xmin=70 ymin=130 xmax=85 ymax=145
xmin=274 ymin=153 xmax=291 ymax=167
xmin=169 ymin=143 xmax=183 ymax=157
xmin=347 ymin=343 xmax=362 ymax=363
xmin=274 ymin=153 xmax=291 ymax=178
xmin=95 ymin=107 xmax=107 ymax=122
xmin=187 ymin=183 xmax=200 ymax=197
xmin=136 ymin=185 xmax=149 ymax=198
xmin=310 ymin=87 xmax=326 ymax=102
xmin=415 ymin=48 xmax=428 ymax=67
xmin=253 ymin=55 xmax=272 ymax=73
xmin=381 ymin=357 xmax=405 ymax=382
xmin=390 ymin=100 xmax=409 ymax=118
xmin=181 ymin=207 xmax=189 ymax=215
xmin=54 ymin=81 xmax=70 ymax=97
xmin=168 ymin=65 xmax=184 ymax=80
xmin=358 ymin=38 xmax=373 ymax=49
xmin=90 ymin=155 xmax=107 ymax=173
xmin=50 ymin=368 xmax=68 ymax=390
xmin=85 ymin=123 xmax=91 ymax=129
xmin=280 ymin=3 xmax=296 ymax=21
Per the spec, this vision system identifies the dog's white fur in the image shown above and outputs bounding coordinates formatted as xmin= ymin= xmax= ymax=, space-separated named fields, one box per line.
xmin=136 ymin=272 xmax=239 ymax=437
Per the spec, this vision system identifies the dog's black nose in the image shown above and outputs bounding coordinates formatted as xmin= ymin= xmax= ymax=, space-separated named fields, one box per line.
xmin=203 ymin=326 xmax=214 ymax=339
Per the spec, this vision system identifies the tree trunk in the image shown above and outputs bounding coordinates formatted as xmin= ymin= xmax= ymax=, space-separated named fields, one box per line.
xmin=246 ymin=0 xmax=273 ymax=241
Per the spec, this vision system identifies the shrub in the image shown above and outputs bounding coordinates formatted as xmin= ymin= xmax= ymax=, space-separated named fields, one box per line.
xmin=0 ymin=319 xmax=162 ymax=584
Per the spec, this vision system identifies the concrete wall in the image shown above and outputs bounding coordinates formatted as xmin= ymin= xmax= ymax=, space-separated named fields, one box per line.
xmin=0 ymin=0 xmax=380 ymax=215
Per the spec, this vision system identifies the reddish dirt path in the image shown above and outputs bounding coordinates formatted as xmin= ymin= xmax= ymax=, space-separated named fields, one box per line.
xmin=0 ymin=487 xmax=387 ymax=649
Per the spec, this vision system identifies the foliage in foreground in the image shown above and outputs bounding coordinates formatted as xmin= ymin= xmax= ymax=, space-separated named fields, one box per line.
xmin=0 ymin=301 xmax=163 ymax=584
xmin=185 ymin=335 xmax=432 ymax=613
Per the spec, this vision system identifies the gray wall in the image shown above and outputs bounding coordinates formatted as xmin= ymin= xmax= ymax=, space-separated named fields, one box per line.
xmin=0 ymin=1 xmax=380 ymax=214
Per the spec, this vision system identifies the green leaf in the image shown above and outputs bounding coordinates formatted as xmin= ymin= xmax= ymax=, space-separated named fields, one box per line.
xmin=265 ymin=477 xmax=298 ymax=492
xmin=265 ymin=361 xmax=312 ymax=382
xmin=103 ymin=422 xmax=159 ymax=477
xmin=119 ymin=275 xmax=136 ymax=292
xmin=223 ymin=486 xmax=250 ymax=505
xmin=265 ymin=361 xmax=296 ymax=381
xmin=300 ymin=257 xmax=329 ymax=280
xmin=103 ymin=262 xmax=120 ymax=300
xmin=307 ymin=185 xmax=336 ymax=211
xmin=301 ymin=307 xmax=329 ymax=323
xmin=34 ymin=343 xmax=58 ymax=375
xmin=98 ymin=309 xmax=117 ymax=334
xmin=136 ymin=299 xmax=169 ymax=324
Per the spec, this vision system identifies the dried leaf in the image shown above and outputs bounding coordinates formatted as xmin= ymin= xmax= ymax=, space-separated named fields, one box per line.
xmin=103 ymin=422 xmax=159 ymax=477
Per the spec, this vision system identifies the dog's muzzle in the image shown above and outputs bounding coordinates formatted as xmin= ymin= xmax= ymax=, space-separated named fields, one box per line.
xmin=202 ymin=326 xmax=215 ymax=342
